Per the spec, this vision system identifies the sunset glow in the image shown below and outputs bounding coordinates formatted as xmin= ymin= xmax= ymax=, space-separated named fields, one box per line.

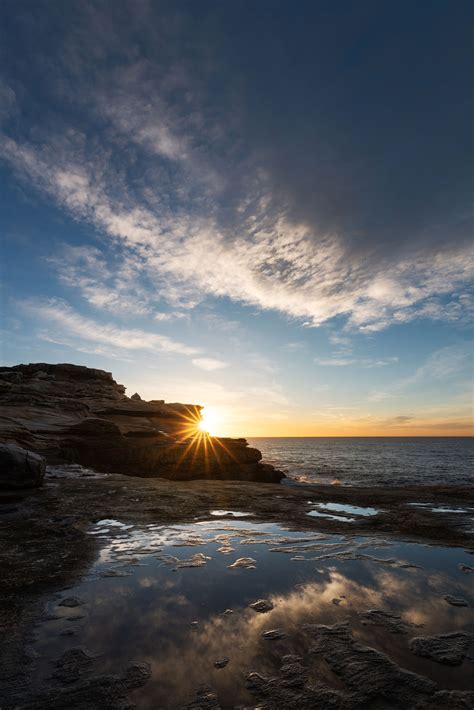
xmin=198 ymin=408 xmax=219 ymax=436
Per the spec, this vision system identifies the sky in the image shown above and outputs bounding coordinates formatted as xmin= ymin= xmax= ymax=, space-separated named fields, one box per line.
xmin=0 ymin=0 xmax=473 ymax=437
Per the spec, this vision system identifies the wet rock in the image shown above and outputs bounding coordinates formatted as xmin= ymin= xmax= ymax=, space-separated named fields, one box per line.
xmin=213 ymin=657 xmax=229 ymax=669
xmin=245 ymin=666 xmax=348 ymax=708
xmin=227 ymin=557 xmax=256 ymax=569
xmin=279 ymin=659 xmax=308 ymax=688
xmin=99 ymin=568 xmax=132 ymax=577
xmin=0 ymin=444 xmax=46 ymax=489
xmin=458 ymin=564 xmax=474 ymax=573
xmin=249 ymin=599 xmax=274 ymax=613
xmin=16 ymin=660 xmax=151 ymax=708
xmin=52 ymin=647 xmax=95 ymax=684
xmin=217 ymin=545 xmax=235 ymax=554
xmin=409 ymin=632 xmax=474 ymax=665
xmin=358 ymin=608 xmax=421 ymax=634
xmin=281 ymin=654 xmax=303 ymax=663
xmin=262 ymin=629 xmax=286 ymax=640
xmin=174 ymin=553 xmax=211 ymax=568
xmin=412 ymin=689 xmax=474 ymax=709
xmin=184 ymin=683 xmax=221 ymax=709
xmin=306 ymin=622 xmax=436 ymax=704
xmin=444 ymin=595 xmax=469 ymax=607
xmin=124 ymin=661 xmax=152 ymax=688
xmin=58 ymin=596 xmax=83 ymax=608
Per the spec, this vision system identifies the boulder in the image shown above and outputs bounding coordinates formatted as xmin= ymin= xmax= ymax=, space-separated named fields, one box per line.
xmin=0 ymin=443 xmax=46 ymax=489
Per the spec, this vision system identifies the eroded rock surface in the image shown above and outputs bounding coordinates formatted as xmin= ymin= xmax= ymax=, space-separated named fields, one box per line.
xmin=185 ymin=683 xmax=221 ymax=709
xmin=9 ymin=654 xmax=151 ymax=708
xmin=409 ymin=632 xmax=474 ymax=665
xmin=0 ymin=363 xmax=283 ymax=484
xmin=358 ymin=608 xmax=421 ymax=634
xmin=306 ymin=622 xmax=436 ymax=704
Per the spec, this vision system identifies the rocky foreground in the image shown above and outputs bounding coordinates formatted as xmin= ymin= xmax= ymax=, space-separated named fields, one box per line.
xmin=0 ymin=363 xmax=283 ymax=486
xmin=1 ymin=468 xmax=473 ymax=708
xmin=1 ymin=363 xmax=473 ymax=708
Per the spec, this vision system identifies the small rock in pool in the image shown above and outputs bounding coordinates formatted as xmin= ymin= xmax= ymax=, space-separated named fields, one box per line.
xmin=214 ymin=657 xmax=230 ymax=669
xmin=58 ymin=596 xmax=83 ymax=608
xmin=249 ymin=599 xmax=274 ymax=613
xmin=190 ymin=621 xmax=199 ymax=628
xmin=59 ymin=629 xmax=75 ymax=636
xmin=458 ymin=564 xmax=474 ymax=573
xmin=444 ymin=595 xmax=469 ymax=607
xmin=217 ymin=545 xmax=235 ymax=554
xmin=227 ymin=557 xmax=256 ymax=570
xmin=262 ymin=629 xmax=286 ymax=640
xmin=100 ymin=569 xmax=132 ymax=578
xmin=186 ymin=684 xmax=219 ymax=709
xmin=222 ymin=609 xmax=233 ymax=616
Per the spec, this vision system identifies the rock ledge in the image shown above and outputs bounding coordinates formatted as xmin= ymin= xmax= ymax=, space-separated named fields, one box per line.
xmin=0 ymin=363 xmax=283 ymax=485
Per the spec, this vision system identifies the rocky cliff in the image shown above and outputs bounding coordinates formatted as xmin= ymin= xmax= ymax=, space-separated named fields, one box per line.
xmin=0 ymin=363 xmax=283 ymax=485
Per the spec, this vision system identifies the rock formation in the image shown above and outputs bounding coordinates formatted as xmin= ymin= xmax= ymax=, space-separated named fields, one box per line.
xmin=0 ymin=363 xmax=283 ymax=485
xmin=0 ymin=443 xmax=46 ymax=489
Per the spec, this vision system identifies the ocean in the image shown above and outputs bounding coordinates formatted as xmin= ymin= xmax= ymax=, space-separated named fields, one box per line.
xmin=248 ymin=436 xmax=474 ymax=486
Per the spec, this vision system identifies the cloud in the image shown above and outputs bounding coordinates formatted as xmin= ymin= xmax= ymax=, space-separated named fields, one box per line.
xmin=315 ymin=357 xmax=355 ymax=367
xmin=380 ymin=415 xmax=414 ymax=426
xmin=315 ymin=356 xmax=398 ymax=367
xmin=368 ymin=344 xmax=473 ymax=401
xmin=47 ymin=245 xmax=153 ymax=316
xmin=154 ymin=312 xmax=188 ymax=322
xmin=280 ymin=341 xmax=305 ymax=352
xmin=191 ymin=358 xmax=228 ymax=371
xmin=0 ymin=5 xmax=472 ymax=335
xmin=5 ymin=130 xmax=472 ymax=334
xmin=20 ymin=298 xmax=200 ymax=357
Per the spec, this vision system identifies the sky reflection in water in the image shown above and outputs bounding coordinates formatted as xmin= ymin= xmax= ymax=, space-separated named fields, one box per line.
xmin=34 ymin=518 xmax=474 ymax=708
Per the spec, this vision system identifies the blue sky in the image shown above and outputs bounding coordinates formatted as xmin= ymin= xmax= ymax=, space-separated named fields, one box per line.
xmin=0 ymin=0 xmax=473 ymax=435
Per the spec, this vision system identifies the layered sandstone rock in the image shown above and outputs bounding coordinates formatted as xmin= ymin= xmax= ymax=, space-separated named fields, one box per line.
xmin=0 ymin=363 xmax=283 ymax=484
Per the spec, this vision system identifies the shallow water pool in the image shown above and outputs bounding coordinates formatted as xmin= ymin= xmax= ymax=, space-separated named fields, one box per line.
xmin=32 ymin=517 xmax=474 ymax=708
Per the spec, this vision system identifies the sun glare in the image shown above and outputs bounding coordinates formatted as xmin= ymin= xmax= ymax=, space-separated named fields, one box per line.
xmin=198 ymin=407 xmax=218 ymax=436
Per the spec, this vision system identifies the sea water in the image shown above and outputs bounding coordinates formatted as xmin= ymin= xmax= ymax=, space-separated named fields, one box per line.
xmin=248 ymin=437 xmax=474 ymax=486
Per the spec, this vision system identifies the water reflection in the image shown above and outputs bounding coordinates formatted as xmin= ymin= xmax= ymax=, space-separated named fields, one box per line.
xmin=316 ymin=502 xmax=380 ymax=516
xmin=34 ymin=518 xmax=474 ymax=708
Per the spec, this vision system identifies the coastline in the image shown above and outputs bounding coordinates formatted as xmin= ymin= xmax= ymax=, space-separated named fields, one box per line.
xmin=2 ymin=467 xmax=473 ymax=707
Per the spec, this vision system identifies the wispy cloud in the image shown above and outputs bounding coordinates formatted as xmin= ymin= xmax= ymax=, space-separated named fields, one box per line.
xmin=315 ymin=356 xmax=399 ymax=367
xmin=191 ymin=358 xmax=228 ymax=371
xmin=20 ymin=298 xmax=200 ymax=357
xmin=368 ymin=344 xmax=473 ymax=401
xmin=1 ymin=96 xmax=473 ymax=334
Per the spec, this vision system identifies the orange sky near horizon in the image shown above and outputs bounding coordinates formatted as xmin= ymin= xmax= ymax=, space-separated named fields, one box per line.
xmin=197 ymin=406 xmax=474 ymax=439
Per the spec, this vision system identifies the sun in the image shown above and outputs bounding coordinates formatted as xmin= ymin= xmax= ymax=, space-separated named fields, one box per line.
xmin=198 ymin=407 xmax=219 ymax=436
